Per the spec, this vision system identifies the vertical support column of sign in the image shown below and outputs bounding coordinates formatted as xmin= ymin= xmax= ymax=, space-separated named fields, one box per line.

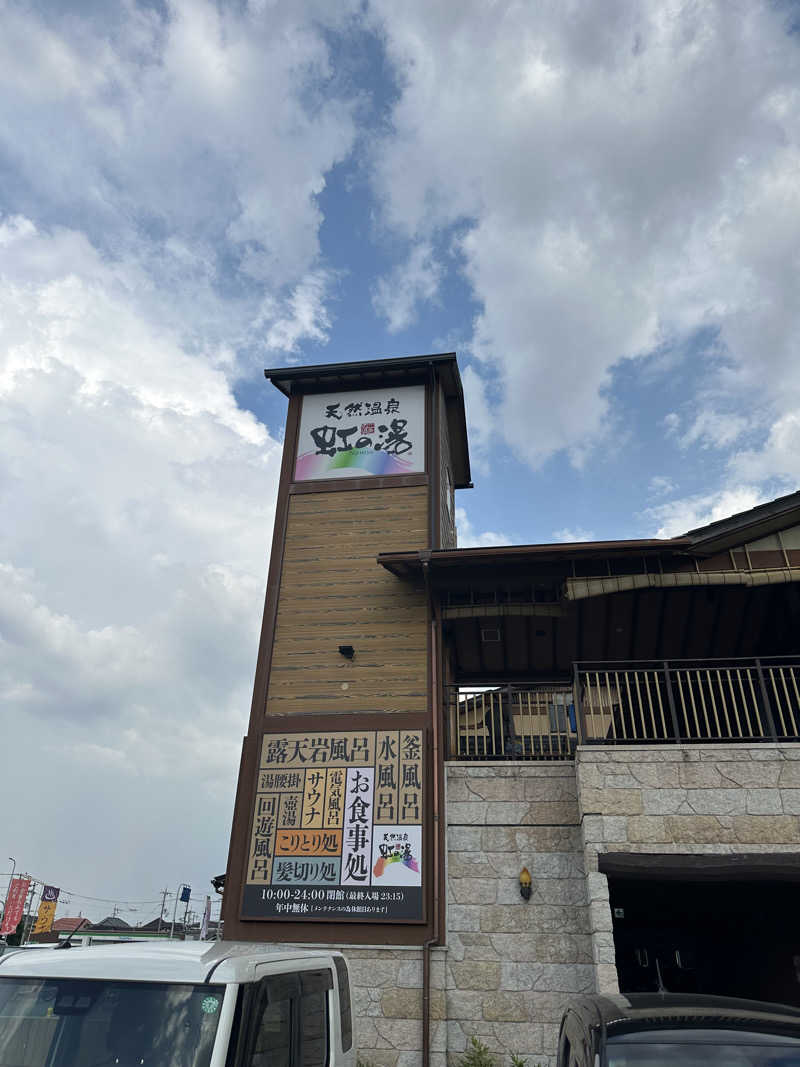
xmin=224 ymin=368 xmax=441 ymax=945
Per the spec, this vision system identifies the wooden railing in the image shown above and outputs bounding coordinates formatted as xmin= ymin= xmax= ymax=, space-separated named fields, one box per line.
xmin=446 ymin=657 xmax=800 ymax=760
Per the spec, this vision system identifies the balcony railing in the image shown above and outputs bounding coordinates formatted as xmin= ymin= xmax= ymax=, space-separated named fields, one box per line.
xmin=447 ymin=657 xmax=800 ymax=761
xmin=448 ymin=685 xmax=577 ymax=760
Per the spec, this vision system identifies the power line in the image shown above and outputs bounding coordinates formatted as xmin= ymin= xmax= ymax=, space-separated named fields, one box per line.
xmin=1 ymin=872 xmax=217 ymax=914
xmin=0 ymin=874 xmax=177 ymax=907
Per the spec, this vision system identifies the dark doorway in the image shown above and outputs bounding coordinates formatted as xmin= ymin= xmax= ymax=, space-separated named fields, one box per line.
xmin=609 ymin=877 xmax=800 ymax=1006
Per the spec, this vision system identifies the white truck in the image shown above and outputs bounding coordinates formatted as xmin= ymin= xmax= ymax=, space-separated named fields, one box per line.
xmin=0 ymin=940 xmax=355 ymax=1067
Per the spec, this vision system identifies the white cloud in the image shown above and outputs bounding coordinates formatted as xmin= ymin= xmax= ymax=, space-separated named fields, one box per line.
xmin=732 ymin=411 xmax=800 ymax=485
xmin=648 ymin=475 xmax=676 ymax=497
xmin=0 ymin=0 xmax=359 ymax=359
xmin=0 ymin=220 xmax=283 ymax=903
xmin=679 ymin=409 xmax=751 ymax=450
xmin=0 ymin=0 xmax=365 ymax=905
xmin=372 ymin=242 xmax=443 ymax=332
xmin=370 ymin=1 xmax=800 ymax=474
xmin=552 ymin=527 xmax=595 ymax=543
xmin=460 ymin=363 xmax=494 ymax=464
xmin=663 ymin=412 xmax=681 ymax=436
xmin=455 ymin=506 xmax=512 ymax=548
xmin=644 ymin=486 xmax=767 ymax=539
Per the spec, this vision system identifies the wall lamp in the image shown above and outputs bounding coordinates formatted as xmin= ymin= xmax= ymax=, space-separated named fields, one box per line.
xmin=338 ymin=645 xmax=355 ymax=660
xmin=519 ymin=867 xmax=532 ymax=901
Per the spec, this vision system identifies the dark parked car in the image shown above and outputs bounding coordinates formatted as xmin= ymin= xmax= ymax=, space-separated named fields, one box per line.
xmin=557 ymin=993 xmax=800 ymax=1066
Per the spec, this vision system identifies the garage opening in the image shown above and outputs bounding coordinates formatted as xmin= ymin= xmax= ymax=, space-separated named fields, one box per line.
xmin=601 ymin=855 xmax=800 ymax=1006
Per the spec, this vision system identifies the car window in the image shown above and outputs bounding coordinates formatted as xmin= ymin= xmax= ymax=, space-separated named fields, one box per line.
xmin=252 ymin=994 xmax=291 ymax=1067
xmin=0 ymin=977 xmax=223 ymax=1067
xmin=249 ymin=969 xmax=332 ymax=1067
xmin=606 ymin=1030 xmax=800 ymax=1067
xmin=299 ymin=971 xmax=330 ymax=1067
xmin=606 ymin=1042 xmax=800 ymax=1066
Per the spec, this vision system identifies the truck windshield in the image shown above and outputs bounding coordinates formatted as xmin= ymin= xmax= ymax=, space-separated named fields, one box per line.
xmin=0 ymin=976 xmax=224 ymax=1067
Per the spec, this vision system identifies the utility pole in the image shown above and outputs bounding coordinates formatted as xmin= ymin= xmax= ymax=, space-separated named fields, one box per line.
xmin=170 ymin=889 xmax=179 ymax=940
xmin=22 ymin=880 xmax=38 ymax=944
xmin=182 ymin=893 xmax=191 ymax=938
xmin=157 ymin=888 xmax=169 ymax=935
xmin=1 ymin=857 xmax=16 ymax=931
xmin=170 ymin=884 xmax=189 ymax=939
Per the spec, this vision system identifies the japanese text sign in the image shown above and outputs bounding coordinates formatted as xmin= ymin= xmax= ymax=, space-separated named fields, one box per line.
xmin=33 ymin=886 xmax=60 ymax=935
xmin=1 ymin=877 xmax=31 ymax=936
xmin=242 ymin=727 xmax=425 ymax=922
xmin=295 ymin=385 xmax=425 ymax=481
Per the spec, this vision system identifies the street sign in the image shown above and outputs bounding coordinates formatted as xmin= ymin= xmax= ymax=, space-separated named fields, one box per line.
xmin=179 ymin=885 xmax=191 ymax=903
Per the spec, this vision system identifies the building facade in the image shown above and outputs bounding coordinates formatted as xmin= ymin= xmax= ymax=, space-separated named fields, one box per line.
xmin=222 ymin=353 xmax=800 ymax=1066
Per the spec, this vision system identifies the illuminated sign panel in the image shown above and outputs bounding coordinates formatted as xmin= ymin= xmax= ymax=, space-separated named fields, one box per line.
xmin=242 ymin=727 xmax=425 ymax=922
xmin=294 ymin=385 xmax=426 ymax=480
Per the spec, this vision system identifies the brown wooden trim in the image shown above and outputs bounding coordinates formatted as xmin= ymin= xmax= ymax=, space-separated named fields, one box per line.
xmin=221 ymin=733 xmax=260 ymax=931
xmin=432 ymin=373 xmax=442 ymax=550
xmin=247 ymin=395 xmax=302 ymax=732
xmin=289 ymin=473 xmax=429 ymax=495
xmin=425 ymin=371 xmax=435 ymax=549
xmin=266 ymin=363 xmax=434 ymax=398
xmin=600 ymin=851 xmax=800 ymax=882
xmin=429 ymin=573 xmax=447 ymax=945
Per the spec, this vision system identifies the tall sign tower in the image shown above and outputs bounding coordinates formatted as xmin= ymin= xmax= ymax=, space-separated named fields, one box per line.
xmin=222 ymin=353 xmax=470 ymax=946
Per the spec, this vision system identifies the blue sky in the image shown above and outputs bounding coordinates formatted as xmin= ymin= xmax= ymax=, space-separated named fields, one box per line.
xmin=2 ymin=0 xmax=800 ymax=918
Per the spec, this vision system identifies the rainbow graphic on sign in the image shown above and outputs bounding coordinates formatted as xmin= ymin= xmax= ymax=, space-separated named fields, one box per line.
xmin=373 ymin=846 xmax=420 ymax=879
xmin=295 ymin=448 xmax=415 ymax=481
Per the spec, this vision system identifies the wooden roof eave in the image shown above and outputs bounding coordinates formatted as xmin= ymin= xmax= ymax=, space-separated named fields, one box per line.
xmin=565 ymin=567 xmax=800 ymax=600
xmin=377 ymin=539 xmax=693 ymax=580
xmin=684 ymin=491 xmax=800 ymax=555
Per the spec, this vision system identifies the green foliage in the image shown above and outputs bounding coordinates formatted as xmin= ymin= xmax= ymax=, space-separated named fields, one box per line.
xmin=459 ymin=1036 xmax=497 ymax=1067
xmin=457 ymin=1038 xmax=543 ymax=1067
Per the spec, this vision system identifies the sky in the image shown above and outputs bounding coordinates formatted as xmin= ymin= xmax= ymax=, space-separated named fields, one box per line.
xmin=2 ymin=0 xmax=800 ymax=923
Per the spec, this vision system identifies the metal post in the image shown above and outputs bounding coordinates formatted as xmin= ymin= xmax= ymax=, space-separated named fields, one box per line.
xmin=170 ymin=886 xmax=181 ymax=940
xmin=572 ymin=663 xmax=585 ymax=746
xmin=157 ymin=888 xmax=168 ymax=936
xmin=1 ymin=857 xmax=16 ymax=932
xmin=663 ymin=662 xmax=682 ymax=742
xmin=755 ymin=658 xmax=778 ymax=741
xmin=503 ymin=685 xmax=514 ymax=758
xmin=22 ymin=881 xmax=38 ymax=944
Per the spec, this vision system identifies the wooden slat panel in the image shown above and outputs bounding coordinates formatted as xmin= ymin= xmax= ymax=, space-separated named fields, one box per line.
xmin=632 ymin=589 xmax=662 ymax=659
xmin=264 ymin=485 xmax=429 ymax=717
xmin=606 ymin=591 xmax=635 ymax=660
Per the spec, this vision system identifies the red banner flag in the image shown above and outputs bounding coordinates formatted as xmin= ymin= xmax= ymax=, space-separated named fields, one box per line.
xmin=1 ymin=877 xmax=31 ymax=936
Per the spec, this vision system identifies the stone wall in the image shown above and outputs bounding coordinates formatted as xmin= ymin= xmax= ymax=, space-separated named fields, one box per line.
xmin=349 ymin=761 xmax=589 ymax=1067
xmin=292 ymin=748 xmax=800 ymax=1067
xmin=576 ymin=743 xmax=800 ymax=993
xmin=349 ymin=947 xmax=447 ymax=1067
xmin=444 ymin=762 xmax=591 ymax=1067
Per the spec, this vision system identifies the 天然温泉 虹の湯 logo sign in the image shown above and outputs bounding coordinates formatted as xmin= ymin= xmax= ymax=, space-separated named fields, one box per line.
xmin=372 ymin=827 xmax=422 ymax=886
xmin=295 ymin=384 xmax=425 ymax=481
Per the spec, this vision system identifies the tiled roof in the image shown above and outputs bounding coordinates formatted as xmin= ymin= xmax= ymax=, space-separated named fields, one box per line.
xmin=52 ymin=917 xmax=90 ymax=932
